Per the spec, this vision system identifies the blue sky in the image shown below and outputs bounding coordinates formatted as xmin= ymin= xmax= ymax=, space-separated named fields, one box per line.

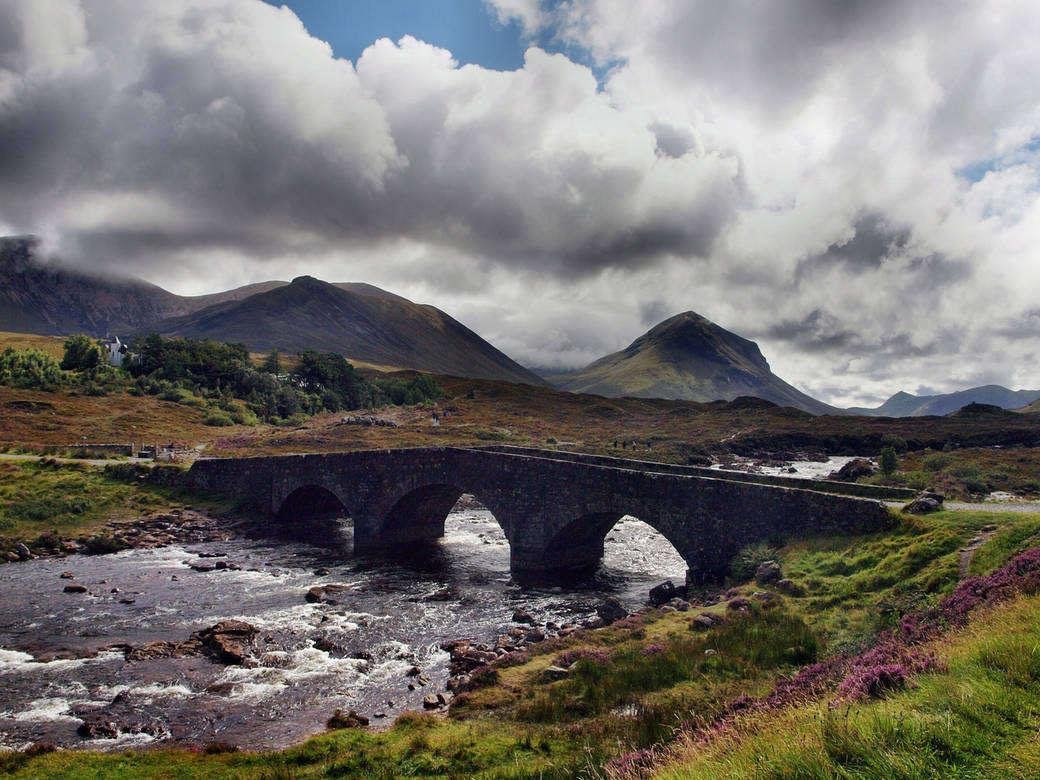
xmin=267 ymin=0 xmax=530 ymax=69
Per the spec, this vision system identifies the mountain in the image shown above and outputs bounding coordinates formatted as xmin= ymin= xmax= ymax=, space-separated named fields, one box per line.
xmin=0 ymin=235 xmax=543 ymax=385
xmin=0 ymin=236 xmax=278 ymax=335
xmin=151 ymin=276 xmax=545 ymax=385
xmin=551 ymin=311 xmax=834 ymax=414
xmin=846 ymin=385 xmax=1040 ymax=417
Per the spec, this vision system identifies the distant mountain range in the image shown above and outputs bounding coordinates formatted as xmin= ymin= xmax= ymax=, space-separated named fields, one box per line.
xmin=5 ymin=235 xmax=1037 ymax=415
xmin=846 ymin=386 xmax=1040 ymax=417
xmin=0 ymin=236 xmax=543 ymax=386
xmin=549 ymin=311 xmax=835 ymax=415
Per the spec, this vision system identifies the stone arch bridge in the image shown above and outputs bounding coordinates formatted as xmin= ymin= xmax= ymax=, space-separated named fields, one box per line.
xmin=188 ymin=446 xmax=904 ymax=584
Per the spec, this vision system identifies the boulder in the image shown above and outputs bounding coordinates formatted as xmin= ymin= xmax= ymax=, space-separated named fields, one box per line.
xmin=326 ymin=709 xmax=369 ymax=729
xmin=14 ymin=543 xmax=31 ymax=561
xmin=827 ymin=458 xmax=877 ymax=481
xmin=540 ymin=665 xmax=571 ymax=682
xmin=691 ymin=613 xmax=716 ymax=631
xmin=595 ymin=597 xmax=628 ymax=624
xmin=305 ymin=583 xmax=353 ymax=604
xmin=511 ymin=609 xmax=537 ymax=625
xmin=422 ymin=694 xmax=442 ymax=710
xmin=903 ymin=495 xmax=942 ymax=515
xmin=77 ymin=718 xmax=118 ymax=740
xmin=63 ymin=584 xmax=88 ymax=594
xmin=648 ymin=580 xmax=676 ymax=606
xmin=754 ymin=561 xmax=782 ymax=585
xmin=191 ymin=620 xmax=258 ymax=665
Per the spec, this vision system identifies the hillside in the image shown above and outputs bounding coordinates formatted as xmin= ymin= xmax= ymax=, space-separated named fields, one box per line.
xmin=553 ymin=311 xmax=834 ymax=414
xmin=152 ymin=276 xmax=545 ymax=386
xmin=0 ymin=237 xmax=542 ymax=386
xmin=847 ymin=385 xmax=1040 ymax=417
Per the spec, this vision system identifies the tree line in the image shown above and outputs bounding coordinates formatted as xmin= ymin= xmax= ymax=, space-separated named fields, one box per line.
xmin=0 ymin=334 xmax=442 ymax=426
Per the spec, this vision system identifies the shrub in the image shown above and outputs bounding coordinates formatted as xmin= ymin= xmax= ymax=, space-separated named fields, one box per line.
xmin=203 ymin=410 xmax=234 ymax=427
xmin=0 ymin=348 xmax=63 ymax=390
xmin=879 ymin=446 xmax=899 ymax=475
xmin=730 ymin=542 xmax=780 ymax=582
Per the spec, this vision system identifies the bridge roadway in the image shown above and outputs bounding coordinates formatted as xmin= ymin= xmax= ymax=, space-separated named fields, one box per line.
xmin=188 ymin=446 xmax=901 ymax=585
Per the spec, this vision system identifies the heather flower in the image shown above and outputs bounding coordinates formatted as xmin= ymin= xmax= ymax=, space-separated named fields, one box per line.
xmin=556 ymin=647 xmax=611 ymax=667
xmin=641 ymin=642 xmax=666 ymax=656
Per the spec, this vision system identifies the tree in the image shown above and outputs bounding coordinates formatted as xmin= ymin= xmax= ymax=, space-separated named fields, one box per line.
xmin=879 ymin=446 xmax=899 ymax=476
xmin=261 ymin=349 xmax=282 ymax=375
xmin=60 ymin=334 xmax=102 ymax=372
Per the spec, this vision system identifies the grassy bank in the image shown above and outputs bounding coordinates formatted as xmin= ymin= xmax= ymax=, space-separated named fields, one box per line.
xmin=0 ymin=459 xmax=224 ymax=543
xmin=657 ymin=591 xmax=1040 ymax=778
xmin=6 ymin=506 xmax=1040 ymax=778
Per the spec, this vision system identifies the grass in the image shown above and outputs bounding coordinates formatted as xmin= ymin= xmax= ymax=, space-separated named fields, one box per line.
xmin=655 ymin=591 xmax=1040 ymax=779
xmin=0 ymin=459 xmax=210 ymax=540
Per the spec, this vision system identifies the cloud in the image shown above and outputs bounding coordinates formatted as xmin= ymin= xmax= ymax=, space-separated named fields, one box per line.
xmin=1 ymin=0 xmax=1039 ymax=405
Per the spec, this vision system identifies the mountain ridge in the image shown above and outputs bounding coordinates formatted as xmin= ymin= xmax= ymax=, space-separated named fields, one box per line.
xmin=551 ymin=311 xmax=835 ymax=414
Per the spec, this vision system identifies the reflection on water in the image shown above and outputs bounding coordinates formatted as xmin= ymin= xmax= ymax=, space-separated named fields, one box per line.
xmin=0 ymin=501 xmax=687 ymax=750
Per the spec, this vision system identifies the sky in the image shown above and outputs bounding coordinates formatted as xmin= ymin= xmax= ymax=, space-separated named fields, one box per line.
xmin=1 ymin=0 xmax=1039 ymax=406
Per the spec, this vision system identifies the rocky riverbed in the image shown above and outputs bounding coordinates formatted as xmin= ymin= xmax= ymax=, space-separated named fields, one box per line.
xmin=0 ymin=501 xmax=689 ymax=752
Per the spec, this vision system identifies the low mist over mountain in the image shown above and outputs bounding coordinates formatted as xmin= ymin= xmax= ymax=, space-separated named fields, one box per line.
xmin=0 ymin=236 xmax=543 ymax=386
xmin=847 ymin=386 xmax=1040 ymax=417
xmin=551 ymin=311 xmax=834 ymax=414
xmin=154 ymin=275 xmax=544 ymax=385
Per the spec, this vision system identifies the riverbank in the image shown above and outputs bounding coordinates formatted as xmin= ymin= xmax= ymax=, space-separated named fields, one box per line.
xmin=0 ymin=459 xmax=243 ymax=564
xmin=4 ymin=505 xmax=1039 ymax=777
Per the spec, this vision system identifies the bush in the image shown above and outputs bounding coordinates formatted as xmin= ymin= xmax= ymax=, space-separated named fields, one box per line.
xmin=0 ymin=348 xmax=63 ymax=390
xmin=730 ymin=542 xmax=780 ymax=582
xmin=60 ymin=334 xmax=102 ymax=372
xmin=879 ymin=447 xmax=899 ymax=476
xmin=203 ymin=410 xmax=234 ymax=427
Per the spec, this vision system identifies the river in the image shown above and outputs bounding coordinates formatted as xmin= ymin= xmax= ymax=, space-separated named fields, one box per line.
xmin=0 ymin=502 xmax=687 ymax=751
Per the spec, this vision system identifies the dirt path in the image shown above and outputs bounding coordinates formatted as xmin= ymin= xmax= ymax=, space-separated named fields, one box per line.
xmin=959 ymin=524 xmax=999 ymax=578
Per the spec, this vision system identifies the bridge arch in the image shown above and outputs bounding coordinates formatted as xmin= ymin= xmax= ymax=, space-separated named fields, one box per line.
xmin=276 ymin=484 xmax=349 ymax=520
xmin=537 ymin=508 xmax=694 ymax=581
xmin=360 ymin=482 xmax=513 ymax=551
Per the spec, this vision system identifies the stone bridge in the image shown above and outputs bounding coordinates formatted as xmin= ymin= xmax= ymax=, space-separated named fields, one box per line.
xmin=188 ymin=446 xmax=900 ymax=585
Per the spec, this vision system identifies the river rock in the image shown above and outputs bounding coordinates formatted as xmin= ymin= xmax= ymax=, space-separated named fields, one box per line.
xmin=63 ymin=584 xmax=87 ymax=594
xmin=305 ymin=583 xmax=352 ymax=604
xmin=191 ymin=620 xmax=258 ymax=665
xmin=327 ymin=709 xmax=369 ymax=729
xmin=59 ymin=571 xmax=74 ymax=579
xmin=648 ymin=580 xmax=676 ymax=606
xmin=14 ymin=543 xmax=31 ymax=561
xmin=77 ymin=717 xmax=118 ymax=740
xmin=422 ymin=694 xmax=441 ymax=709
xmin=596 ymin=597 xmax=628 ymax=624
xmin=512 ymin=608 xmax=537 ymax=625
xmin=827 ymin=458 xmax=877 ymax=481
xmin=125 ymin=641 xmax=181 ymax=661
xmin=754 ymin=561 xmax=782 ymax=585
